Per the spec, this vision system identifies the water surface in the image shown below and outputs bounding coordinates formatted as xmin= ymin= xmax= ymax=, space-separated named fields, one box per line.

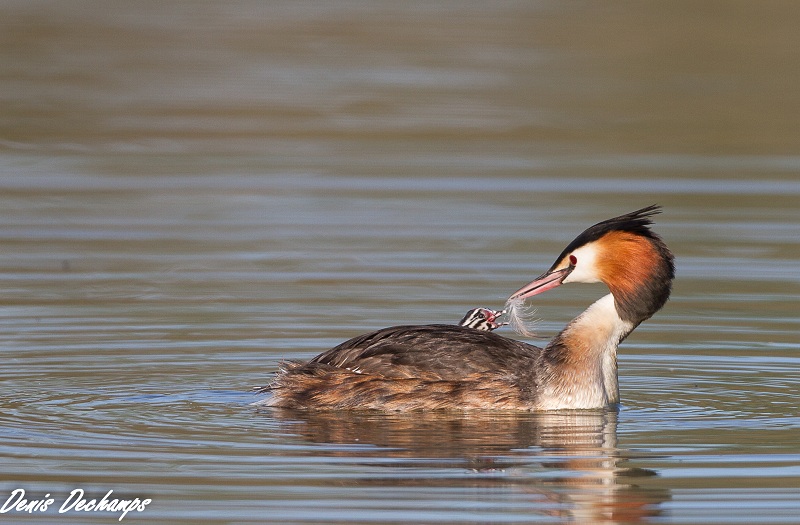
xmin=1 ymin=2 xmax=799 ymax=523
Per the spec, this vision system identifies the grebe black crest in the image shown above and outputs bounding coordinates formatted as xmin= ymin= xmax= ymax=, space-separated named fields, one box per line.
xmin=257 ymin=206 xmax=674 ymax=411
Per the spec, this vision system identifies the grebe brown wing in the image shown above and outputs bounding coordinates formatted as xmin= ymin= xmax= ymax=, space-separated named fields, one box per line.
xmin=307 ymin=324 xmax=542 ymax=381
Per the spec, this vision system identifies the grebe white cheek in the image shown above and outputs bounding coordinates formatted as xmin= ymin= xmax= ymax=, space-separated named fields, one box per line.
xmin=561 ymin=244 xmax=602 ymax=284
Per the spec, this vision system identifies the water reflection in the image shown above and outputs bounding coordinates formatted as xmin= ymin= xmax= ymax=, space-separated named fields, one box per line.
xmin=268 ymin=408 xmax=668 ymax=522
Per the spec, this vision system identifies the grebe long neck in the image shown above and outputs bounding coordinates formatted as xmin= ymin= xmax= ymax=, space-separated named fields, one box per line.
xmin=536 ymin=294 xmax=632 ymax=409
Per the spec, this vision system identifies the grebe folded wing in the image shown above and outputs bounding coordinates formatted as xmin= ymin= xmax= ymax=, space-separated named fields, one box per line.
xmin=307 ymin=324 xmax=541 ymax=381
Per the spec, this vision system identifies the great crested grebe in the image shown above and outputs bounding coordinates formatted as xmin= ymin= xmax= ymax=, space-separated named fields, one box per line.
xmin=258 ymin=206 xmax=674 ymax=411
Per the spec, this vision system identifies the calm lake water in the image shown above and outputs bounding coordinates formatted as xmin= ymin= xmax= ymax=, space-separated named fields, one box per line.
xmin=1 ymin=2 xmax=799 ymax=524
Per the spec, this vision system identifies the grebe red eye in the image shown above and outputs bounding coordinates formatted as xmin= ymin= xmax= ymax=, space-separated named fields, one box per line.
xmin=569 ymin=255 xmax=578 ymax=266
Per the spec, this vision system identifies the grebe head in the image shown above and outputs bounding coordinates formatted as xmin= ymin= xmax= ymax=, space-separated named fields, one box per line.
xmin=510 ymin=205 xmax=675 ymax=324
xmin=458 ymin=307 xmax=506 ymax=331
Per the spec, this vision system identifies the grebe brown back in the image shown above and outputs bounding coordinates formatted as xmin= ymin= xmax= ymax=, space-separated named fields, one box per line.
xmin=257 ymin=206 xmax=674 ymax=411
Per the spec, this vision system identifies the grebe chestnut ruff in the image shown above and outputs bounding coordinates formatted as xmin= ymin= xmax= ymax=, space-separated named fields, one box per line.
xmin=258 ymin=206 xmax=674 ymax=410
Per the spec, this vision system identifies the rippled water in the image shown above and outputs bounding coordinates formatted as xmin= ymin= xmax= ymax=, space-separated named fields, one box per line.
xmin=1 ymin=2 xmax=799 ymax=524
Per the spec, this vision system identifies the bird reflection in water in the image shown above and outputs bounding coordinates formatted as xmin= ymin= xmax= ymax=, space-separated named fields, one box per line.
xmin=266 ymin=408 xmax=668 ymax=522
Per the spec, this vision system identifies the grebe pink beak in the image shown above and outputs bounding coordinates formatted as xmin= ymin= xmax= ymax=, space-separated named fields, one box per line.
xmin=509 ymin=265 xmax=574 ymax=301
